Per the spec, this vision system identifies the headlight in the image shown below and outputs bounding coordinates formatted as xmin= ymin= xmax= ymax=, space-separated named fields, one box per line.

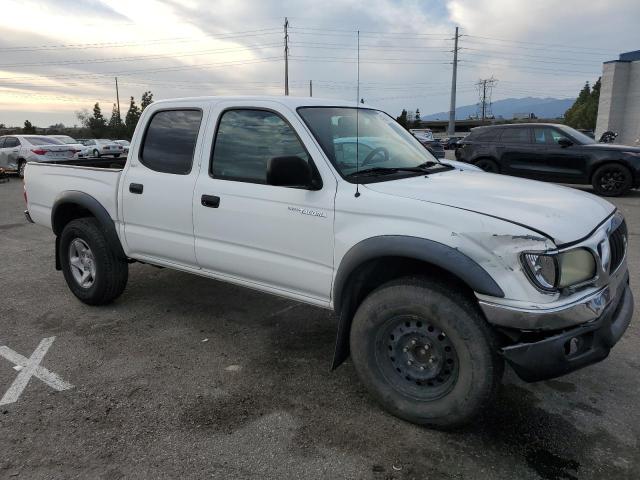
xmin=522 ymin=253 xmax=558 ymax=290
xmin=557 ymin=249 xmax=596 ymax=287
xmin=522 ymin=248 xmax=596 ymax=291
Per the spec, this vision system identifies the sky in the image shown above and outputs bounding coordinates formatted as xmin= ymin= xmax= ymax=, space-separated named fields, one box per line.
xmin=0 ymin=0 xmax=638 ymax=127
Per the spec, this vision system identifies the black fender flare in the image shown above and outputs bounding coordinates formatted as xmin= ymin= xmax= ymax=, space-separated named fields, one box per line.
xmin=51 ymin=191 xmax=126 ymax=269
xmin=331 ymin=235 xmax=504 ymax=369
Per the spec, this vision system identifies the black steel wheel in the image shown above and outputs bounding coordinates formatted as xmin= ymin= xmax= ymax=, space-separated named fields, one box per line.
xmin=377 ymin=315 xmax=459 ymax=401
xmin=350 ymin=276 xmax=503 ymax=429
xmin=592 ymin=164 xmax=632 ymax=197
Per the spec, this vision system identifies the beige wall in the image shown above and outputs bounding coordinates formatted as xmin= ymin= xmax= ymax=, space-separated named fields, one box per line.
xmin=596 ymin=60 xmax=640 ymax=146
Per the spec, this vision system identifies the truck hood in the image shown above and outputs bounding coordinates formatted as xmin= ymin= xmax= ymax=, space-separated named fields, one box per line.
xmin=364 ymin=170 xmax=615 ymax=245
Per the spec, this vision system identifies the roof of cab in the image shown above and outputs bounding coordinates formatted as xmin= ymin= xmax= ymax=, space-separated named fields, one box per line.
xmin=150 ymin=95 xmax=365 ymax=109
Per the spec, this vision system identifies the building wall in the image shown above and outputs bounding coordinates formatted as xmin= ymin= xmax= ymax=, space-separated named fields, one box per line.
xmin=596 ymin=59 xmax=640 ymax=146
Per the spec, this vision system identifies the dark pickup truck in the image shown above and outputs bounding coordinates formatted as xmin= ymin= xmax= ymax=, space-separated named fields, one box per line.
xmin=456 ymin=123 xmax=640 ymax=196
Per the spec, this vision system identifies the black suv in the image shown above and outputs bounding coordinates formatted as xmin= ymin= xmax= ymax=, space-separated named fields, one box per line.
xmin=455 ymin=123 xmax=640 ymax=196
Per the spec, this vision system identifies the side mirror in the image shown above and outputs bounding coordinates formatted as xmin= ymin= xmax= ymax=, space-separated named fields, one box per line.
xmin=558 ymin=138 xmax=573 ymax=148
xmin=267 ymin=156 xmax=319 ymax=189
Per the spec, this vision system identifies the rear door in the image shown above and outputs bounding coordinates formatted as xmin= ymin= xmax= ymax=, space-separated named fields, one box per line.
xmin=496 ymin=127 xmax=541 ymax=178
xmin=532 ymin=126 xmax=588 ymax=182
xmin=121 ymin=106 xmax=207 ymax=267
xmin=192 ymin=101 xmax=337 ymax=304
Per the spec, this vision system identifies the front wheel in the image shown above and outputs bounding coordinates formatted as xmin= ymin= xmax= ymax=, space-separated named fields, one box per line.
xmin=60 ymin=218 xmax=128 ymax=305
xmin=93 ymin=149 xmax=100 ymax=158
xmin=350 ymin=277 xmax=503 ymax=429
xmin=474 ymin=158 xmax=499 ymax=173
xmin=592 ymin=164 xmax=632 ymax=197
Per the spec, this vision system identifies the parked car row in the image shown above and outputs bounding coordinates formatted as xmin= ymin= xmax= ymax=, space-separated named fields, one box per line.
xmin=455 ymin=123 xmax=640 ymax=196
xmin=0 ymin=135 xmax=130 ymax=177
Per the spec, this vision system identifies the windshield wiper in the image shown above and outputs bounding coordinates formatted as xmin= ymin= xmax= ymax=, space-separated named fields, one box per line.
xmin=345 ymin=166 xmax=429 ymax=178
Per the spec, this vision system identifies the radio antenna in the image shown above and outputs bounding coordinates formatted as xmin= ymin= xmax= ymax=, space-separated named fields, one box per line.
xmin=355 ymin=30 xmax=361 ymax=198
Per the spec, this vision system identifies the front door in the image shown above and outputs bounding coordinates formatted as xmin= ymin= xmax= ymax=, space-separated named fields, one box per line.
xmin=121 ymin=107 xmax=206 ymax=267
xmin=532 ymin=126 xmax=588 ymax=183
xmin=193 ymin=102 xmax=337 ymax=304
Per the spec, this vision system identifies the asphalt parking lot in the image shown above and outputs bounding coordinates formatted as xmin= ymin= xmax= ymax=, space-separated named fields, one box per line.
xmin=1 ymin=176 xmax=639 ymax=480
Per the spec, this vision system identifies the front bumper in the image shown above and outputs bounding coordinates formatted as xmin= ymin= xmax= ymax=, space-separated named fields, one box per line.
xmin=479 ymin=261 xmax=629 ymax=331
xmin=501 ymin=281 xmax=633 ymax=382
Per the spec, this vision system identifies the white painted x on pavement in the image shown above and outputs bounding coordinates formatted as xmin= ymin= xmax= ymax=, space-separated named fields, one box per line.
xmin=0 ymin=337 xmax=73 ymax=406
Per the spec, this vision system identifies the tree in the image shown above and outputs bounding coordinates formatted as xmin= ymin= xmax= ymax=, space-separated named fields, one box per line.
xmin=75 ymin=108 xmax=91 ymax=128
xmin=141 ymin=91 xmax=154 ymax=112
xmin=88 ymin=102 xmax=107 ymax=137
xmin=108 ymin=103 xmax=123 ymax=138
xmin=23 ymin=120 xmax=36 ymax=133
xmin=565 ymin=78 xmax=601 ymax=130
xmin=396 ymin=109 xmax=408 ymax=128
xmin=125 ymin=96 xmax=141 ymax=137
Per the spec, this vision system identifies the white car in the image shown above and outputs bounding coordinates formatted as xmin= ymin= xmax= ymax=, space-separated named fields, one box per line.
xmin=48 ymin=135 xmax=87 ymax=158
xmin=82 ymin=139 xmax=124 ymax=158
xmin=0 ymin=135 xmax=80 ymax=177
xmin=23 ymin=96 xmax=632 ymax=428
xmin=114 ymin=140 xmax=130 ymax=155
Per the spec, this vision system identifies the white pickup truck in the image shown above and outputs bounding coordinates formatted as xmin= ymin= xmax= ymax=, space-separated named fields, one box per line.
xmin=24 ymin=96 xmax=633 ymax=428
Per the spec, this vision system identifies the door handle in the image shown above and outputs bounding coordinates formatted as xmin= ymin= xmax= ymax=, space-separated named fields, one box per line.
xmin=201 ymin=194 xmax=220 ymax=208
xmin=129 ymin=183 xmax=143 ymax=194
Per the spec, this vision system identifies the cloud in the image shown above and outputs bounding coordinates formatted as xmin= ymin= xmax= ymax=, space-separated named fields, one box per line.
xmin=0 ymin=0 xmax=638 ymax=126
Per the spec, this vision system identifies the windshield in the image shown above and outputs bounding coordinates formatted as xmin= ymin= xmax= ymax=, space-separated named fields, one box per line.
xmin=298 ymin=107 xmax=438 ymax=181
xmin=24 ymin=136 xmax=64 ymax=145
xmin=559 ymin=125 xmax=596 ymax=145
xmin=52 ymin=135 xmax=77 ymax=144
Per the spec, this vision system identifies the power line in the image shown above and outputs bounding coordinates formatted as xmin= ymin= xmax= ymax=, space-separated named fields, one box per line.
xmin=461 ymin=34 xmax=617 ymax=54
xmin=0 ymin=28 xmax=282 ymax=52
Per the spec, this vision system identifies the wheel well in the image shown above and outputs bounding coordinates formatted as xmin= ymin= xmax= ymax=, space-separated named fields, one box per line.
xmin=332 ymin=256 xmax=478 ymax=369
xmin=52 ymin=202 xmax=94 ymax=235
xmin=588 ymin=161 xmax=632 ymax=183
xmin=340 ymin=256 xmax=475 ymax=320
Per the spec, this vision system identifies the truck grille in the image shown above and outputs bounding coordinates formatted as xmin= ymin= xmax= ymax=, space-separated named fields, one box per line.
xmin=609 ymin=220 xmax=627 ymax=273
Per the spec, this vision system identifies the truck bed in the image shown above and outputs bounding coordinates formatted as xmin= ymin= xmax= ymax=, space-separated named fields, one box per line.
xmin=25 ymin=161 xmax=123 ymax=229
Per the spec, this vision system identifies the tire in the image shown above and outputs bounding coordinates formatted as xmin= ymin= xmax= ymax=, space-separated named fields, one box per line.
xmin=59 ymin=218 xmax=128 ymax=305
xmin=17 ymin=160 xmax=26 ymax=178
xmin=114 ymin=154 xmax=120 ymax=158
xmin=349 ymin=276 xmax=503 ymax=429
xmin=592 ymin=164 xmax=632 ymax=197
xmin=474 ymin=158 xmax=499 ymax=173
xmin=93 ymin=149 xmax=100 ymax=158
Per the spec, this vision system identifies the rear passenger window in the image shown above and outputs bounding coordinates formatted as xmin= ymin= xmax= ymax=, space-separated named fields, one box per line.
xmin=469 ymin=129 xmax=499 ymax=142
xmin=140 ymin=109 xmax=202 ymax=175
xmin=211 ymin=109 xmax=310 ymax=184
xmin=0 ymin=137 xmax=6 ymax=148
xmin=500 ymin=128 xmax=531 ymax=144
xmin=4 ymin=137 xmax=19 ymax=148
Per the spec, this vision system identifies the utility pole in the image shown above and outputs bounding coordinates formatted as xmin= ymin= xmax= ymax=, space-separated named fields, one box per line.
xmin=284 ymin=17 xmax=289 ymax=96
xmin=476 ymin=77 xmax=497 ymax=120
xmin=447 ymin=27 xmax=459 ymax=136
xmin=114 ymin=77 xmax=121 ymax=125
xmin=309 ymin=80 xmax=312 ymax=97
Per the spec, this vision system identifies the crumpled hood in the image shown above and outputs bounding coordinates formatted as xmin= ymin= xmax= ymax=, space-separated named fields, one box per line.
xmin=364 ymin=170 xmax=615 ymax=245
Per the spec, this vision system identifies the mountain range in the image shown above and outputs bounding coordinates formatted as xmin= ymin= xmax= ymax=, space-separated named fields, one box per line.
xmin=422 ymin=97 xmax=576 ymax=120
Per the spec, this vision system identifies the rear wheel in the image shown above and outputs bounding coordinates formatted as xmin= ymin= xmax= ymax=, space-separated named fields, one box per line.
xmin=17 ymin=160 xmax=26 ymax=178
xmin=474 ymin=158 xmax=499 ymax=173
xmin=93 ymin=149 xmax=100 ymax=158
xmin=592 ymin=164 xmax=632 ymax=197
xmin=60 ymin=218 xmax=128 ymax=305
xmin=114 ymin=154 xmax=120 ymax=158
xmin=350 ymin=277 xmax=503 ymax=429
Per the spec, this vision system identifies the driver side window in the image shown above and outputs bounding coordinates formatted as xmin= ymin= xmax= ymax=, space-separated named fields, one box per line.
xmin=211 ymin=109 xmax=311 ymax=184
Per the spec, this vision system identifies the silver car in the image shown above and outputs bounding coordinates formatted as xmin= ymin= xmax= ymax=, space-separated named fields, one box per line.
xmin=0 ymin=135 xmax=80 ymax=178
xmin=114 ymin=140 xmax=130 ymax=155
xmin=48 ymin=135 xmax=88 ymax=158
xmin=82 ymin=139 xmax=124 ymax=158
